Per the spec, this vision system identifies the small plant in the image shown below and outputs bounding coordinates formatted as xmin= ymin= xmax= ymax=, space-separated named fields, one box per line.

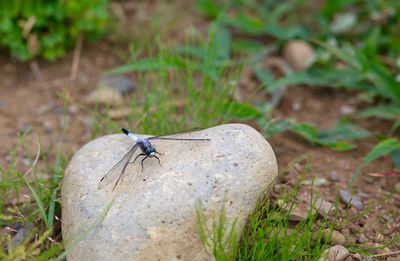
xmin=0 ymin=0 xmax=109 ymax=61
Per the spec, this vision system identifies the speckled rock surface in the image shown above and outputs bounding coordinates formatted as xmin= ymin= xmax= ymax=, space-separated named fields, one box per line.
xmin=61 ymin=124 xmax=277 ymax=260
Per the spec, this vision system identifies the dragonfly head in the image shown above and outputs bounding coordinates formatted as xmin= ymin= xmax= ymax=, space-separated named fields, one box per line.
xmin=146 ymin=146 xmax=157 ymax=157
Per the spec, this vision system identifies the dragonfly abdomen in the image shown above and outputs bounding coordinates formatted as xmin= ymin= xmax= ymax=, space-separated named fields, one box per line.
xmin=122 ymin=128 xmax=140 ymax=143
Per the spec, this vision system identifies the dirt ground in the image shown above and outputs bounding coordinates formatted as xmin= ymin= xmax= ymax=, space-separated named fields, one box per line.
xmin=1 ymin=0 xmax=399 ymax=258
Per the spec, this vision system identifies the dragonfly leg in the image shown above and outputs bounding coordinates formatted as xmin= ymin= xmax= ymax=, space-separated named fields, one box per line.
xmin=156 ymin=151 xmax=163 ymax=155
xmin=140 ymin=156 xmax=149 ymax=172
xmin=154 ymin=155 xmax=162 ymax=166
xmin=132 ymin=153 xmax=146 ymax=164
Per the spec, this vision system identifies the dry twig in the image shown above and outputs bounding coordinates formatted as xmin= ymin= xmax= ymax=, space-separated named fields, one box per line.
xmin=23 ymin=137 xmax=41 ymax=178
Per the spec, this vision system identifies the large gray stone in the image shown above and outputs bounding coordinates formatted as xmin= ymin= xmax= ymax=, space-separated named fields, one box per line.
xmin=61 ymin=124 xmax=277 ymax=260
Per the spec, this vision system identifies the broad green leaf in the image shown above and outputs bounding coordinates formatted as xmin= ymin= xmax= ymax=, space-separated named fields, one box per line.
xmin=320 ymin=0 xmax=353 ymax=18
xmin=222 ymin=13 xmax=264 ymax=35
xmin=316 ymin=39 xmax=400 ymax=103
xmin=390 ymin=119 xmax=400 ymax=135
xmin=358 ymin=104 xmax=400 ymax=121
xmin=263 ymin=24 xmax=310 ymax=41
xmin=314 ymin=39 xmax=360 ymax=69
xmin=315 ymin=123 xmax=371 ymax=144
xmin=268 ymin=2 xmax=293 ymax=21
xmin=198 ymin=64 xmax=218 ymax=81
xmin=350 ymin=138 xmax=400 ymax=186
xmin=292 ymin=124 xmax=317 ymax=144
xmin=367 ymin=62 xmax=400 ymax=104
xmin=322 ymin=142 xmax=356 ymax=151
xmin=223 ymin=102 xmax=261 ymax=120
xmin=362 ymin=27 xmax=380 ymax=59
xmin=289 ymin=122 xmax=370 ymax=151
xmin=263 ymin=120 xmax=369 ymax=151
xmin=195 ymin=0 xmax=221 ymax=19
xmin=267 ymin=67 xmax=373 ymax=93
xmin=251 ymin=61 xmax=276 ymax=90
xmin=212 ymin=27 xmax=231 ymax=61
xmin=264 ymin=119 xmax=292 ymax=138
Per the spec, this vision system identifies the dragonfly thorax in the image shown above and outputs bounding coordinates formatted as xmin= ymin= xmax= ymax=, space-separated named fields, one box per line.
xmin=138 ymin=138 xmax=156 ymax=157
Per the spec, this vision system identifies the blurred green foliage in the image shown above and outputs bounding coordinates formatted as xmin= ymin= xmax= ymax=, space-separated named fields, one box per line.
xmin=196 ymin=0 xmax=400 ymax=185
xmin=0 ymin=0 xmax=109 ymax=61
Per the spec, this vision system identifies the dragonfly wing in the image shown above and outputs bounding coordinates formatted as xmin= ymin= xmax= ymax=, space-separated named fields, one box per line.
xmin=149 ymin=137 xmax=210 ymax=141
xmin=148 ymin=127 xmax=201 ymax=140
xmin=98 ymin=144 xmax=138 ymax=190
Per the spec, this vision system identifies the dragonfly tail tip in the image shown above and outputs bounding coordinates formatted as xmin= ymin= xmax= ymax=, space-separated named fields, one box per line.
xmin=121 ymin=128 xmax=129 ymax=135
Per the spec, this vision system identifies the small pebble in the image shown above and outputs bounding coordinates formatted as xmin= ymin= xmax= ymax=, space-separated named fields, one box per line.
xmin=321 ymin=229 xmax=345 ymax=245
xmin=366 ymin=177 xmax=374 ymax=184
xmin=352 ymin=253 xmax=362 ymax=261
xmin=314 ymin=198 xmax=336 ymax=218
xmin=376 ymin=246 xmax=392 ymax=255
xmin=278 ymin=200 xmax=316 ymax=221
xmin=98 ymin=76 xmax=137 ymax=94
xmin=68 ymin=105 xmax=79 ymax=113
xmin=18 ymin=124 xmax=31 ymax=134
xmin=395 ymin=183 xmax=400 ymax=192
xmin=12 ymin=223 xmax=33 ymax=248
xmin=329 ymin=171 xmax=340 ymax=182
xmin=339 ymin=105 xmax=356 ymax=115
xmin=37 ymin=102 xmax=55 ymax=115
xmin=291 ymin=101 xmax=302 ymax=111
xmin=43 ymin=121 xmax=53 ymax=134
xmin=376 ymin=233 xmax=384 ymax=243
xmin=22 ymin=158 xmax=31 ymax=167
xmin=318 ymin=245 xmax=349 ymax=261
xmin=86 ymin=87 xmax=123 ymax=105
xmin=302 ymin=178 xmax=327 ymax=186
xmin=357 ymin=234 xmax=368 ymax=244
xmin=339 ymin=189 xmax=363 ymax=210
xmin=59 ymin=115 xmax=70 ymax=129
xmin=283 ymin=40 xmax=315 ymax=71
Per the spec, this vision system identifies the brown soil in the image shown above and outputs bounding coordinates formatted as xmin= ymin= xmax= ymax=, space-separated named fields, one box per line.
xmin=1 ymin=1 xmax=399 ymax=259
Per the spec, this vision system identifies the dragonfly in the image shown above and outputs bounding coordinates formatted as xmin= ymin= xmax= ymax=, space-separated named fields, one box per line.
xmin=98 ymin=128 xmax=210 ymax=191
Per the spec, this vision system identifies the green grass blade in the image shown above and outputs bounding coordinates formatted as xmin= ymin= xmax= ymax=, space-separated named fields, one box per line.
xmin=47 ymin=148 xmax=61 ymax=229
xmin=17 ymin=173 xmax=49 ymax=229
xmin=30 ymin=244 xmax=64 ymax=261
xmin=48 ymin=87 xmax=68 ymax=228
